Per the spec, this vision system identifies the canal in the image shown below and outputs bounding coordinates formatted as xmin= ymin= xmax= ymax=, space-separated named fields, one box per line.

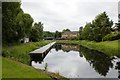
xmin=30 ymin=43 xmax=120 ymax=78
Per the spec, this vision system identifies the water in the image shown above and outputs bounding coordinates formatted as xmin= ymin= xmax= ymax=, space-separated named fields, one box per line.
xmin=30 ymin=43 xmax=120 ymax=78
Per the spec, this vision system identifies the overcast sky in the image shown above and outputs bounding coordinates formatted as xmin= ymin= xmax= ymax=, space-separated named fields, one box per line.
xmin=21 ymin=0 xmax=119 ymax=32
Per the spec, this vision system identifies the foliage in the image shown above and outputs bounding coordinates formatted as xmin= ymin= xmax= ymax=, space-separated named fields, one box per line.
xmin=81 ymin=23 xmax=93 ymax=40
xmin=16 ymin=12 xmax=33 ymax=39
xmin=43 ymin=31 xmax=55 ymax=37
xmin=30 ymin=27 xmax=40 ymax=42
xmin=92 ymin=12 xmax=113 ymax=41
xmin=2 ymin=2 xmax=21 ymax=43
xmin=62 ymin=28 xmax=70 ymax=33
xmin=30 ymin=22 xmax=43 ymax=42
xmin=102 ymin=32 xmax=120 ymax=41
xmin=81 ymin=12 xmax=113 ymax=42
xmin=2 ymin=2 xmax=34 ymax=44
xmin=79 ymin=26 xmax=83 ymax=39
xmin=2 ymin=58 xmax=51 ymax=78
xmin=55 ymin=31 xmax=61 ymax=39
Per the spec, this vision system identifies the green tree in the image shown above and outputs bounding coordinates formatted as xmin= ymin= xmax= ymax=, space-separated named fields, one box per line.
xmin=81 ymin=23 xmax=93 ymax=40
xmin=62 ymin=28 xmax=70 ymax=33
xmin=2 ymin=2 xmax=21 ymax=43
xmin=55 ymin=31 xmax=61 ymax=39
xmin=29 ymin=27 xmax=40 ymax=42
xmin=2 ymin=2 xmax=34 ymax=43
xmin=43 ymin=31 xmax=55 ymax=37
xmin=16 ymin=12 xmax=33 ymax=39
xmin=92 ymin=12 xmax=113 ymax=41
xmin=79 ymin=26 xmax=83 ymax=40
xmin=30 ymin=22 xmax=43 ymax=42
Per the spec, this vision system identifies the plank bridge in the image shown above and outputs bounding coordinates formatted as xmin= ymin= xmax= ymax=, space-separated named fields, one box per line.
xmin=29 ymin=42 xmax=56 ymax=63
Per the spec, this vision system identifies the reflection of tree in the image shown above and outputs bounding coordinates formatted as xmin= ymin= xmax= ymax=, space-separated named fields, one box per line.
xmin=54 ymin=44 xmax=62 ymax=51
xmin=80 ymin=46 xmax=113 ymax=76
xmin=79 ymin=46 xmax=83 ymax=57
xmin=115 ymin=62 xmax=120 ymax=79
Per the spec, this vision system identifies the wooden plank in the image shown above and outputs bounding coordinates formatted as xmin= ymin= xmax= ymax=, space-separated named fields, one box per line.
xmin=29 ymin=42 xmax=56 ymax=54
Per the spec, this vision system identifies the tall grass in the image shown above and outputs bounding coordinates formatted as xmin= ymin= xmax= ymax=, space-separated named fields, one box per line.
xmin=2 ymin=40 xmax=52 ymax=64
xmin=57 ymin=40 xmax=120 ymax=57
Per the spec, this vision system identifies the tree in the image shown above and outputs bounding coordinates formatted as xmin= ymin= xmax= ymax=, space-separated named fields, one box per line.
xmin=30 ymin=22 xmax=43 ymax=42
xmin=92 ymin=12 xmax=113 ymax=41
xmin=16 ymin=12 xmax=33 ymax=40
xmin=2 ymin=2 xmax=34 ymax=43
xmin=43 ymin=31 xmax=55 ymax=37
xmin=81 ymin=23 xmax=93 ymax=40
xmin=29 ymin=27 xmax=40 ymax=42
xmin=2 ymin=2 xmax=21 ymax=43
xmin=79 ymin=26 xmax=83 ymax=39
xmin=55 ymin=31 xmax=61 ymax=39
xmin=62 ymin=28 xmax=70 ymax=33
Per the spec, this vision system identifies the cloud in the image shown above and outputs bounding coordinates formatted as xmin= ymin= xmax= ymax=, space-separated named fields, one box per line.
xmin=21 ymin=0 xmax=119 ymax=32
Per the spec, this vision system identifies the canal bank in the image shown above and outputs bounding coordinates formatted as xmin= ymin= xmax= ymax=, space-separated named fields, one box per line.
xmin=2 ymin=41 xmax=65 ymax=79
xmin=2 ymin=40 xmax=120 ymax=78
xmin=32 ymin=43 xmax=120 ymax=78
xmin=57 ymin=40 xmax=120 ymax=57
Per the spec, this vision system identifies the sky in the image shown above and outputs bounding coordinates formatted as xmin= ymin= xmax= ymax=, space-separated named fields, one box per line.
xmin=21 ymin=0 xmax=119 ymax=32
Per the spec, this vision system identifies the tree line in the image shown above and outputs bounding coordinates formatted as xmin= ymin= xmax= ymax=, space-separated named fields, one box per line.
xmin=2 ymin=2 xmax=43 ymax=44
xmin=3 ymin=2 xmax=120 ymax=43
xmin=80 ymin=12 xmax=120 ymax=42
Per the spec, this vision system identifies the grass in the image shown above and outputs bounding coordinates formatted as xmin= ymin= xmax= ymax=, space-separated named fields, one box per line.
xmin=2 ymin=57 xmax=52 ymax=79
xmin=2 ymin=40 xmax=52 ymax=64
xmin=2 ymin=40 xmax=65 ymax=79
xmin=0 ymin=57 xmax=2 ymax=79
xmin=57 ymin=40 xmax=120 ymax=57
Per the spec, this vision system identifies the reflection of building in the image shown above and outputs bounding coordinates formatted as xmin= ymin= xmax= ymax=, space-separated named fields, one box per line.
xmin=61 ymin=44 xmax=80 ymax=52
xmin=61 ymin=31 xmax=79 ymax=39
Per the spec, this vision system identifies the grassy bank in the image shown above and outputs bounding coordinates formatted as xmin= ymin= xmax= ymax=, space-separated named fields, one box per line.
xmin=2 ymin=40 xmax=65 ymax=79
xmin=0 ymin=57 xmax=2 ymax=79
xmin=57 ymin=40 xmax=120 ymax=57
xmin=2 ymin=40 xmax=52 ymax=64
xmin=2 ymin=58 xmax=52 ymax=79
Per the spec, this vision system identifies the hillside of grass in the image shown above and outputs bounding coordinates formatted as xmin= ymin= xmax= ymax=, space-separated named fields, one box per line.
xmin=57 ymin=40 xmax=120 ymax=57
xmin=2 ymin=40 xmax=52 ymax=64
xmin=2 ymin=58 xmax=52 ymax=79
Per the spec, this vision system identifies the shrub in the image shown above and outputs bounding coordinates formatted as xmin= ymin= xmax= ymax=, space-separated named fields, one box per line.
xmin=102 ymin=32 xmax=120 ymax=41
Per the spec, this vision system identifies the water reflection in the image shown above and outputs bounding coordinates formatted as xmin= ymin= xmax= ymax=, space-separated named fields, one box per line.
xmin=29 ymin=48 xmax=51 ymax=65
xmin=80 ymin=46 xmax=113 ymax=76
xmin=30 ymin=43 xmax=120 ymax=78
xmin=115 ymin=61 xmax=120 ymax=78
xmin=54 ymin=43 xmax=80 ymax=52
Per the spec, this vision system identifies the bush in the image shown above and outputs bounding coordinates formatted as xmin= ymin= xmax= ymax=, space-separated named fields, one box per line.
xmin=102 ymin=32 xmax=120 ymax=41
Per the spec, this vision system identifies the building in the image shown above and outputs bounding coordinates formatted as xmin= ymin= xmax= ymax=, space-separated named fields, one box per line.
xmin=20 ymin=37 xmax=29 ymax=43
xmin=61 ymin=31 xmax=79 ymax=39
